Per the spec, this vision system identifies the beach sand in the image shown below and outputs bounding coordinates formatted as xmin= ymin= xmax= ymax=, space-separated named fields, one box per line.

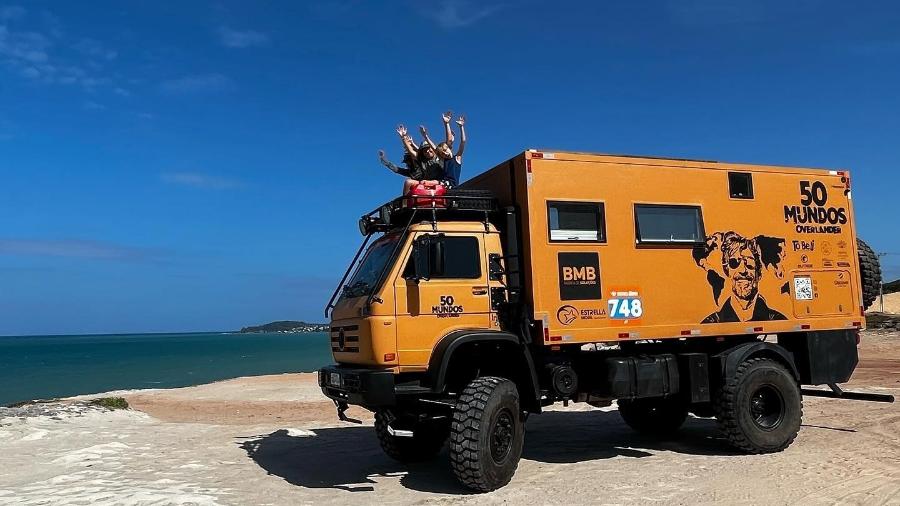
xmin=1 ymin=330 xmax=899 ymax=505
xmin=872 ymin=291 xmax=900 ymax=315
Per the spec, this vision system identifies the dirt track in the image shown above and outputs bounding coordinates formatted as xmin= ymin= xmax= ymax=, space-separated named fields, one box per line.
xmin=1 ymin=331 xmax=899 ymax=505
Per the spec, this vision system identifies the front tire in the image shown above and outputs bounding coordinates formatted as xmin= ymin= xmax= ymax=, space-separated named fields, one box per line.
xmin=714 ymin=358 xmax=802 ymax=453
xmin=618 ymin=397 xmax=688 ymax=437
xmin=449 ymin=377 xmax=524 ymax=492
xmin=374 ymin=410 xmax=447 ymax=462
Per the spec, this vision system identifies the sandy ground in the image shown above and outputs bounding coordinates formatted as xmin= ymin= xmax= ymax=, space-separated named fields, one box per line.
xmin=872 ymin=291 xmax=900 ymax=315
xmin=1 ymin=333 xmax=899 ymax=505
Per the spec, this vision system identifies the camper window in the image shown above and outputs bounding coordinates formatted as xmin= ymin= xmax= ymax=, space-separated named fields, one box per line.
xmin=728 ymin=172 xmax=754 ymax=199
xmin=548 ymin=201 xmax=606 ymax=242
xmin=634 ymin=204 xmax=704 ymax=245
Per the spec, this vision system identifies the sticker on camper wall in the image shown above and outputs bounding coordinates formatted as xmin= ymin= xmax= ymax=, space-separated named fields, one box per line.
xmin=608 ymin=296 xmax=643 ymax=319
xmin=794 ymin=277 xmax=813 ymax=301
xmin=558 ymin=252 xmax=602 ymax=301
xmin=607 ymin=286 xmax=644 ymax=325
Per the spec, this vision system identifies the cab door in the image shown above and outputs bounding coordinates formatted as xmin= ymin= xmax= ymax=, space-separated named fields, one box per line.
xmin=394 ymin=232 xmax=491 ymax=367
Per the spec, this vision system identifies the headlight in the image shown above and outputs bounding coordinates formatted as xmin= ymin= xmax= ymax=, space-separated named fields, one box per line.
xmin=358 ymin=217 xmax=370 ymax=236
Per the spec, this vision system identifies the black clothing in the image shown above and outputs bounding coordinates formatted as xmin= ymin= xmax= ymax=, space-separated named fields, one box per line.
xmin=701 ymin=295 xmax=787 ymax=323
xmin=381 ymin=154 xmax=424 ymax=180
xmin=419 ymin=156 xmax=445 ymax=181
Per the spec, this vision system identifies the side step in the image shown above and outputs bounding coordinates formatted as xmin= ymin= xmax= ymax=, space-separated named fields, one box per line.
xmin=386 ymin=425 xmax=414 ymax=438
xmin=801 ymin=383 xmax=895 ymax=403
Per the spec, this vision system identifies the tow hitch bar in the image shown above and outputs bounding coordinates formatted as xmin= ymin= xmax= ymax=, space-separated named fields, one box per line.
xmin=334 ymin=400 xmax=361 ymax=424
xmin=801 ymin=383 xmax=895 ymax=403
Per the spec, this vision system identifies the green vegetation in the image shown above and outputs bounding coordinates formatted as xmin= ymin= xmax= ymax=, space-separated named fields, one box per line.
xmin=884 ymin=279 xmax=900 ymax=294
xmin=239 ymin=320 xmax=329 ymax=333
xmin=90 ymin=397 xmax=129 ymax=410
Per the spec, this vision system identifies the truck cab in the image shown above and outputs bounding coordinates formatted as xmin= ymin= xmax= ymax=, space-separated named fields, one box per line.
xmin=328 ymin=219 xmax=504 ymax=370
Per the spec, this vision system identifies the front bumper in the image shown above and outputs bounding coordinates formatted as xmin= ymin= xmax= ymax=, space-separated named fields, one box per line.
xmin=318 ymin=365 xmax=396 ymax=408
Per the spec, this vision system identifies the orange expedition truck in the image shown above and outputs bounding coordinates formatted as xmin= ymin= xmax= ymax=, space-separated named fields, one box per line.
xmin=320 ymin=150 xmax=890 ymax=491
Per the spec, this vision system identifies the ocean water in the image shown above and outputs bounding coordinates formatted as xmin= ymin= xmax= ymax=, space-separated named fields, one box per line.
xmin=0 ymin=332 xmax=334 ymax=406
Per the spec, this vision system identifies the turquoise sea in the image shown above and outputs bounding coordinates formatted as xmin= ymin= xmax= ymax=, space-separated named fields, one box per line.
xmin=0 ymin=332 xmax=334 ymax=406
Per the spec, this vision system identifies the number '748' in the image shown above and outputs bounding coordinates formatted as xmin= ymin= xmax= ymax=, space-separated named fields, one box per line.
xmin=608 ymin=298 xmax=643 ymax=319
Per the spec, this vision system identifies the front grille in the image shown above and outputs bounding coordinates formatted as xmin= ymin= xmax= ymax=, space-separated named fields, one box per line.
xmin=342 ymin=374 xmax=361 ymax=391
xmin=330 ymin=324 xmax=360 ymax=353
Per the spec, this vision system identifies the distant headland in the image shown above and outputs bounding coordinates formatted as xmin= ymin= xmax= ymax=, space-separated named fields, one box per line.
xmin=239 ymin=320 xmax=329 ymax=333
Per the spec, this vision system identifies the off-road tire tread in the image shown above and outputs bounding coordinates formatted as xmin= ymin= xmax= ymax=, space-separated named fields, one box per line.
xmin=374 ymin=411 xmax=445 ymax=462
xmin=713 ymin=358 xmax=802 ymax=454
xmin=449 ymin=376 xmax=519 ymax=492
xmin=857 ymin=238 xmax=882 ymax=310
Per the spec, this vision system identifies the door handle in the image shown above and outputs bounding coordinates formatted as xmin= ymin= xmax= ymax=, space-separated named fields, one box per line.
xmin=471 ymin=286 xmax=488 ymax=296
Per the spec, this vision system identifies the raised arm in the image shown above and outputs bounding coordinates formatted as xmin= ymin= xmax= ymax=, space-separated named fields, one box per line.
xmin=419 ymin=125 xmax=437 ymax=149
xmin=442 ymin=110 xmax=455 ymax=147
xmin=378 ymin=149 xmax=410 ymax=177
xmin=397 ymin=124 xmax=417 ymax=158
xmin=454 ymin=115 xmax=466 ymax=160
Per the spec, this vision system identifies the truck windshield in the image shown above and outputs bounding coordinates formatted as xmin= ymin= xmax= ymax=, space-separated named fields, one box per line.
xmin=340 ymin=234 xmax=403 ymax=299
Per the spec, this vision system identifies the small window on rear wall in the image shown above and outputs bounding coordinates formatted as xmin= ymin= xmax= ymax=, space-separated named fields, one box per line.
xmin=548 ymin=201 xmax=606 ymax=242
xmin=634 ymin=204 xmax=704 ymax=245
xmin=729 ymin=172 xmax=754 ymax=199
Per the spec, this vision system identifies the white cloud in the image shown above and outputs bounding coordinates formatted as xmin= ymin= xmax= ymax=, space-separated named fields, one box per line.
xmin=0 ymin=5 xmax=25 ymax=21
xmin=217 ymin=26 xmax=269 ymax=48
xmin=0 ymin=10 xmax=117 ymax=91
xmin=417 ymin=0 xmax=501 ymax=29
xmin=666 ymin=0 xmax=764 ymax=28
xmin=0 ymin=26 xmax=51 ymax=63
xmin=161 ymin=172 xmax=243 ymax=190
xmin=83 ymin=100 xmax=105 ymax=110
xmin=0 ymin=238 xmax=159 ymax=261
xmin=73 ymin=37 xmax=117 ymax=61
xmin=160 ymin=73 xmax=235 ymax=94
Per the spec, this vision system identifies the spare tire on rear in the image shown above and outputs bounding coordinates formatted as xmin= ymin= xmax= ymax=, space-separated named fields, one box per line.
xmin=857 ymin=238 xmax=882 ymax=310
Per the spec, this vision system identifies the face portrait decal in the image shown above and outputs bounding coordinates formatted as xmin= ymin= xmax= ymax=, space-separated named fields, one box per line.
xmin=693 ymin=232 xmax=788 ymax=323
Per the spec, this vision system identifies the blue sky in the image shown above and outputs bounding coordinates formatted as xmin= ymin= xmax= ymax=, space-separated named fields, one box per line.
xmin=1 ymin=1 xmax=899 ymax=335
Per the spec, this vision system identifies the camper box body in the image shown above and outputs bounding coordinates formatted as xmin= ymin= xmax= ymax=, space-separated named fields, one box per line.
xmin=462 ymin=150 xmax=863 ymax=344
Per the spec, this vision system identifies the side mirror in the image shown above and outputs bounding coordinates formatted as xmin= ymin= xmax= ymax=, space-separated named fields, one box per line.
xmin=489 ymin=253 xmax=504 ymax=281
xmin=412 ymin=235 xmax=445 ymax=281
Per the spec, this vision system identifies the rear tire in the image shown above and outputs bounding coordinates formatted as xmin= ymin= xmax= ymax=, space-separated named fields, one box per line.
xmin=374 ymin=410 xmax=447 ymax=462
xmin=449 ymin=377 xmax=524 ymax=492
xmin=714 ymin=358 xmax=802 ymax=453
xmin=858 ymin=238 xmax=882 ymax=310
xmin=618 ymin=397 xmax=688 ymax=436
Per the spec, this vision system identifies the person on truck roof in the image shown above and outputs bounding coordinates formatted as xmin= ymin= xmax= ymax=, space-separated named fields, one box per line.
xmin=378 ymin=149 xmax=421 ymax=180
xmin=378 ymin=124 xmax=443 ymax=193
xmin=420 ymin=110 xmax=456 ymax=151
xmin=702 ymin=233 xmax=787 ymax=324
xmin=422 ymin=113 xmax=466 ymax=187
xmin=402 ymin=123 xmax=446 ymax=190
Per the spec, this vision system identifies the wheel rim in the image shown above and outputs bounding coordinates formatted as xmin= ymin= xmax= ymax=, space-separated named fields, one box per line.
xmin=490 ymin=408 xmax=515 ymax=463
xmin=749 ymin=385 xmax=784 ymax=430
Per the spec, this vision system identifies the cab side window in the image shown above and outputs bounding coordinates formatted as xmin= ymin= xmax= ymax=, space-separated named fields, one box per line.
xmin=437 ymin=237 xmax=481 ymax=278
xmin=403 ymin=236 xmax=482 ymax=279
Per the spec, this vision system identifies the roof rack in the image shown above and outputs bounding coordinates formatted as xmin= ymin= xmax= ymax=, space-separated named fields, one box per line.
xmin=358 ymin=190 xmax=498 ymax=236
